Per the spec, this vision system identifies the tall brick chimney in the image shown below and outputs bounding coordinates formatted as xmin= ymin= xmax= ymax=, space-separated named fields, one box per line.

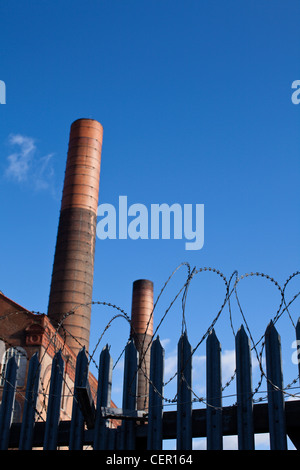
xmin=130 ymin=279 xmax=154 ymax=411
xmin=47 ymin=118 xmax=103 ymax=355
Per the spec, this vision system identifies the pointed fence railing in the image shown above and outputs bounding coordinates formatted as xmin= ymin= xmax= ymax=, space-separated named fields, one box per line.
xmin=1 ymin=319 xmax=300 ymax=450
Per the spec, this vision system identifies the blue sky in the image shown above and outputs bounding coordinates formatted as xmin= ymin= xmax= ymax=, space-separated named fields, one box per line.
xmin=1 ymin=1 xmax=299 ymax=449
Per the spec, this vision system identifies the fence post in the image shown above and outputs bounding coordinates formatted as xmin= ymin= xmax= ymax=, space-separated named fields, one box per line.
xmin=296 ymin=318 xmax=300 ymax=383
xmin=177 ymin=331 xmax=192 ymax=450
xmin=287 ymin=317 xmax=300 ymax=449
xmin=69 ymin=347 xmax=88 ymax=450
xmin=206 ymin=329 xmax=222 ymax=450
xmin=265 ymin=321 xmax=287 ymax=450
xmin=94 ymin=344 xmax=113 ymax=450
xmin=147 ymin=336 xmax=164 ymax=450
xmin=43 ymin=350 xmax=65 ymax=450
xmin=235 ymin=325 xmax=254 ymax=450
xmin=119 ymin=339 xmax=139 ymax=450
xmin=0 ymin=356 xmax=17 ymax=450
xmin=19 ymin=352 xmax=40 ymax=450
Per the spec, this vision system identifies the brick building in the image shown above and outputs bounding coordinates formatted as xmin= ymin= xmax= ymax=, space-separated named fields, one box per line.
xmin=0 ymin=291 xmax=98 ymax=422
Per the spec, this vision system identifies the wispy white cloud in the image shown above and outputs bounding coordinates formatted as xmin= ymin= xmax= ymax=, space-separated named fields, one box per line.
xmin=5 ymin=133 xmax=55 ymax=194
xmin=222 ymin=349 xmax=236 ymax=384
xmin=5 ymin=134 xmax=35 ymax=182
xmin=34 ymin=152 xmax=55 ymax=191
xmin=161 ymin=338 xmax=171 ymax=349
xmin=164 ymin=352 xmax=177 ymax=378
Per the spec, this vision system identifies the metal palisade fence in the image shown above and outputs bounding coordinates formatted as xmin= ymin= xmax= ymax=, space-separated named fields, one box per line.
xmin=0 ymin=318 xmax=300 ymax=450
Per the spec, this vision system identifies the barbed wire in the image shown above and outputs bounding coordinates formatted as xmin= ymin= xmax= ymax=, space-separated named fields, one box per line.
xmin=0 ymin=264 xmax=299 ymax=419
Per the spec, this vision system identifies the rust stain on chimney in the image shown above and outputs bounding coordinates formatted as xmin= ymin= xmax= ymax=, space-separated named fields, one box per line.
xmin=130 ymin=279 xmax=154 ymax=411
xmin=47 ymin=118 xmax=103 ymax=355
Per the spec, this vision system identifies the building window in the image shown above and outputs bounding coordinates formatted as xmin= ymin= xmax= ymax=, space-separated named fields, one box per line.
xmin=0 ymin=347 xmax=27 ymax=387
